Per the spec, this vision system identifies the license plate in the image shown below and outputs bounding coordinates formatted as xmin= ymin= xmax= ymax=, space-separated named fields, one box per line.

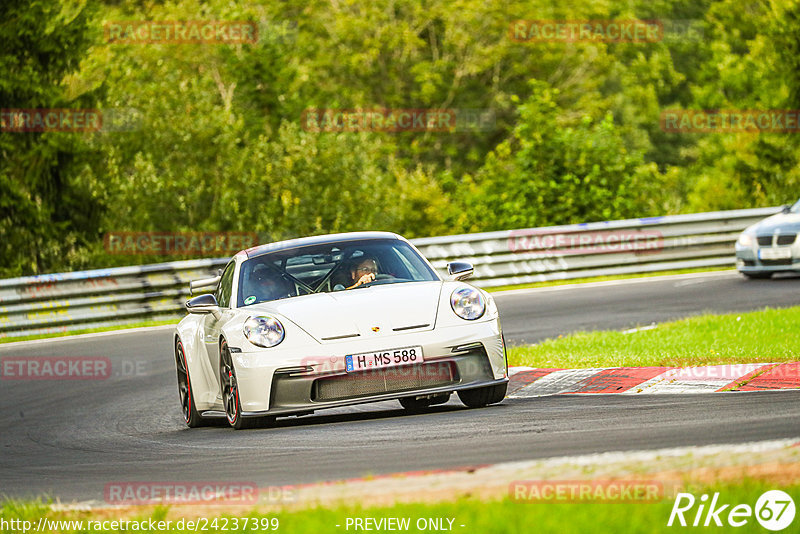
xmin=345 ymin=345 xmax=424 ymax=372
xmin=759 ymin=248 xmax=793 ymax=260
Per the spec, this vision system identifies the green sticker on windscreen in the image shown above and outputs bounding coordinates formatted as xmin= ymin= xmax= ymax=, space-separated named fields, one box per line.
xmin=244 ymin=295 xmax=256 ymax=305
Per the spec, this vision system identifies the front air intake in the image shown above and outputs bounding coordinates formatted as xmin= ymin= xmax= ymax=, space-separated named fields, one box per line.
xmin=312 ymin=361 xmax=457 ymax=402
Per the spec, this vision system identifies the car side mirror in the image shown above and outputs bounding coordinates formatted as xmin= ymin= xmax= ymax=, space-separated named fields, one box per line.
xmin=447 ymin=261 xmax=474 ymax=281
xmin=185 ymin=293 xmax=221 ymax=318
xmin=189 ymin=275 xmax=221 ymax=295
xmin=782 ymin=204 xmax=792 ymax=214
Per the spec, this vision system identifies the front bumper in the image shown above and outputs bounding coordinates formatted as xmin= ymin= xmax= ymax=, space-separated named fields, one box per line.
xmin=231 ymin=318 xmax=506 ymax=415
xmin=735 ymin=244 xmax=800 ymax=274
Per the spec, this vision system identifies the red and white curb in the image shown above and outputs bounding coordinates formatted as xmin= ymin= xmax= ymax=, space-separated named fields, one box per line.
xmin=507 ymin=362 xmax=800 ymax=397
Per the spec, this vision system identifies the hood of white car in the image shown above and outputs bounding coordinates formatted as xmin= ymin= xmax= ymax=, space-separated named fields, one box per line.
xmin=249 ymin=281 xmax=443 ymax=342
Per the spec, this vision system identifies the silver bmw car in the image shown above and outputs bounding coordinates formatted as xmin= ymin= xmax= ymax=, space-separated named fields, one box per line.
xmin=735 ymin=200 xmax=800 ymax=278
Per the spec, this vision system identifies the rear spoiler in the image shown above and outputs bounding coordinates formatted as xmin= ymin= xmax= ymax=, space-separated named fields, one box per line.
xmin=189 ymin=275 xmax=221 ymax=295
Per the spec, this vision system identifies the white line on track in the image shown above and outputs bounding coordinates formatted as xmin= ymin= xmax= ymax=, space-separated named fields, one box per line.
xmin=494 ymin=270 xmax=738 ymax=296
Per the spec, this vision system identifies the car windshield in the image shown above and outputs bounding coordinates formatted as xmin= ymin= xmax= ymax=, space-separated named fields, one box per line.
xmin=236 ymin=238 xmax=440 ymax=307
xmin=791 ymin=199 xmax=800 ymax=213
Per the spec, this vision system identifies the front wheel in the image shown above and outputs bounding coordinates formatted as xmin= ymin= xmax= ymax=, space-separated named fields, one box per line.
xmin=175 ymin=339 xmax=206 ymax=428
xmin=220 ymin=340 xmax=257 ymax=430
xmin=457 ymin=383 xmax=507 ymax=408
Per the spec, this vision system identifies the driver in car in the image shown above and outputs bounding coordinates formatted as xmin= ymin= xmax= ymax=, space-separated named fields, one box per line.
xmin=346 ymin=257 xmax=379 ymax=289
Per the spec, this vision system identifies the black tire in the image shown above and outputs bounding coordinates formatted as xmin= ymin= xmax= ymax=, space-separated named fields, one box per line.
xmin=175 ymin=339 xmax=206 ymax=428
xmin=399 ymin=393 xmax=450 ymax=412
xmin=457 ymin=383 xmax=508 ymax=408
xmin=220 ymin=339 xmax=257 ymax=430
xmin=743 ymin=272 xmax=772 ymax=279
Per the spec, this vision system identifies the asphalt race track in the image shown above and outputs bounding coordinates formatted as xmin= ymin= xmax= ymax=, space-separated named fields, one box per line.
xmin=1 ymin=271 xmax=799 ymax=502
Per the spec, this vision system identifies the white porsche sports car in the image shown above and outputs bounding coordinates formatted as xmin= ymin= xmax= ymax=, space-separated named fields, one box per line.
xmin=173 ymin=232 xmax=508 ymax=429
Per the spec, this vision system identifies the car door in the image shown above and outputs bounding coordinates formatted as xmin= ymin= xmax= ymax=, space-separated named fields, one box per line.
xmin=202 ymin=260 xmax=236 ymax=394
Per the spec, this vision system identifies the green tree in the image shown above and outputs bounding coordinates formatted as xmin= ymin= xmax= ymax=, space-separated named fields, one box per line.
xmin=83 ymin=0 xmax=450 ymax=263
xmin=459 ymin=81 xmax=658 ymax=232
xmin=679 ymin=0 xmax=800 ymax=212
xmin=0 ymin=0 xmax=101 ymax=276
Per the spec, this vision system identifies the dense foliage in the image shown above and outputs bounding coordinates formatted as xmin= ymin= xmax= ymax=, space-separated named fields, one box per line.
xmin=2 ymin=0 xmax=799 ymax=276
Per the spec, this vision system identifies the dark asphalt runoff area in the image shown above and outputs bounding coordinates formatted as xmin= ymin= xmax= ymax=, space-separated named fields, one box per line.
xmin=1 ymin=270 xmax=799 ymax=502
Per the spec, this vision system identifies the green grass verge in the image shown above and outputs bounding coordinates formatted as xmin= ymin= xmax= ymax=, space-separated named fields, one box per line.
xmin=486 ymin=266 xmax=734 ymax=293
xmin=0 ymin=319 xmax=177 ymax=344
xmin=508 ymin=305 xmax=799 ymax=369
xmin=1 ymin=479 xmax=795 ymax=533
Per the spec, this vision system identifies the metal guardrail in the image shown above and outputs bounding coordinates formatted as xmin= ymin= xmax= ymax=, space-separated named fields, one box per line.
xmin=0 ymin=207 xmax=779 ymax=338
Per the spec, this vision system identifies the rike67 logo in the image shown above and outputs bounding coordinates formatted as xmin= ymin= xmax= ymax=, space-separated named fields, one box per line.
xmin=668 ymin=490 xmax=795 ymax=531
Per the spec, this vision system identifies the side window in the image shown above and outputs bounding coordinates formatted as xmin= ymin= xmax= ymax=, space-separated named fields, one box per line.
xmin=216 ymin=261 xmax=236 ymax=308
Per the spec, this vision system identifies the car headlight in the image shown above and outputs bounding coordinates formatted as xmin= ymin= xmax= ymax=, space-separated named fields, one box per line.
xmin=450 ymin=287 xmax=486 ymax=320
xmin=737 ymin=233 xmax=755 ymax=247
xmin=243 ymin=316 xmax=285 ymax=348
